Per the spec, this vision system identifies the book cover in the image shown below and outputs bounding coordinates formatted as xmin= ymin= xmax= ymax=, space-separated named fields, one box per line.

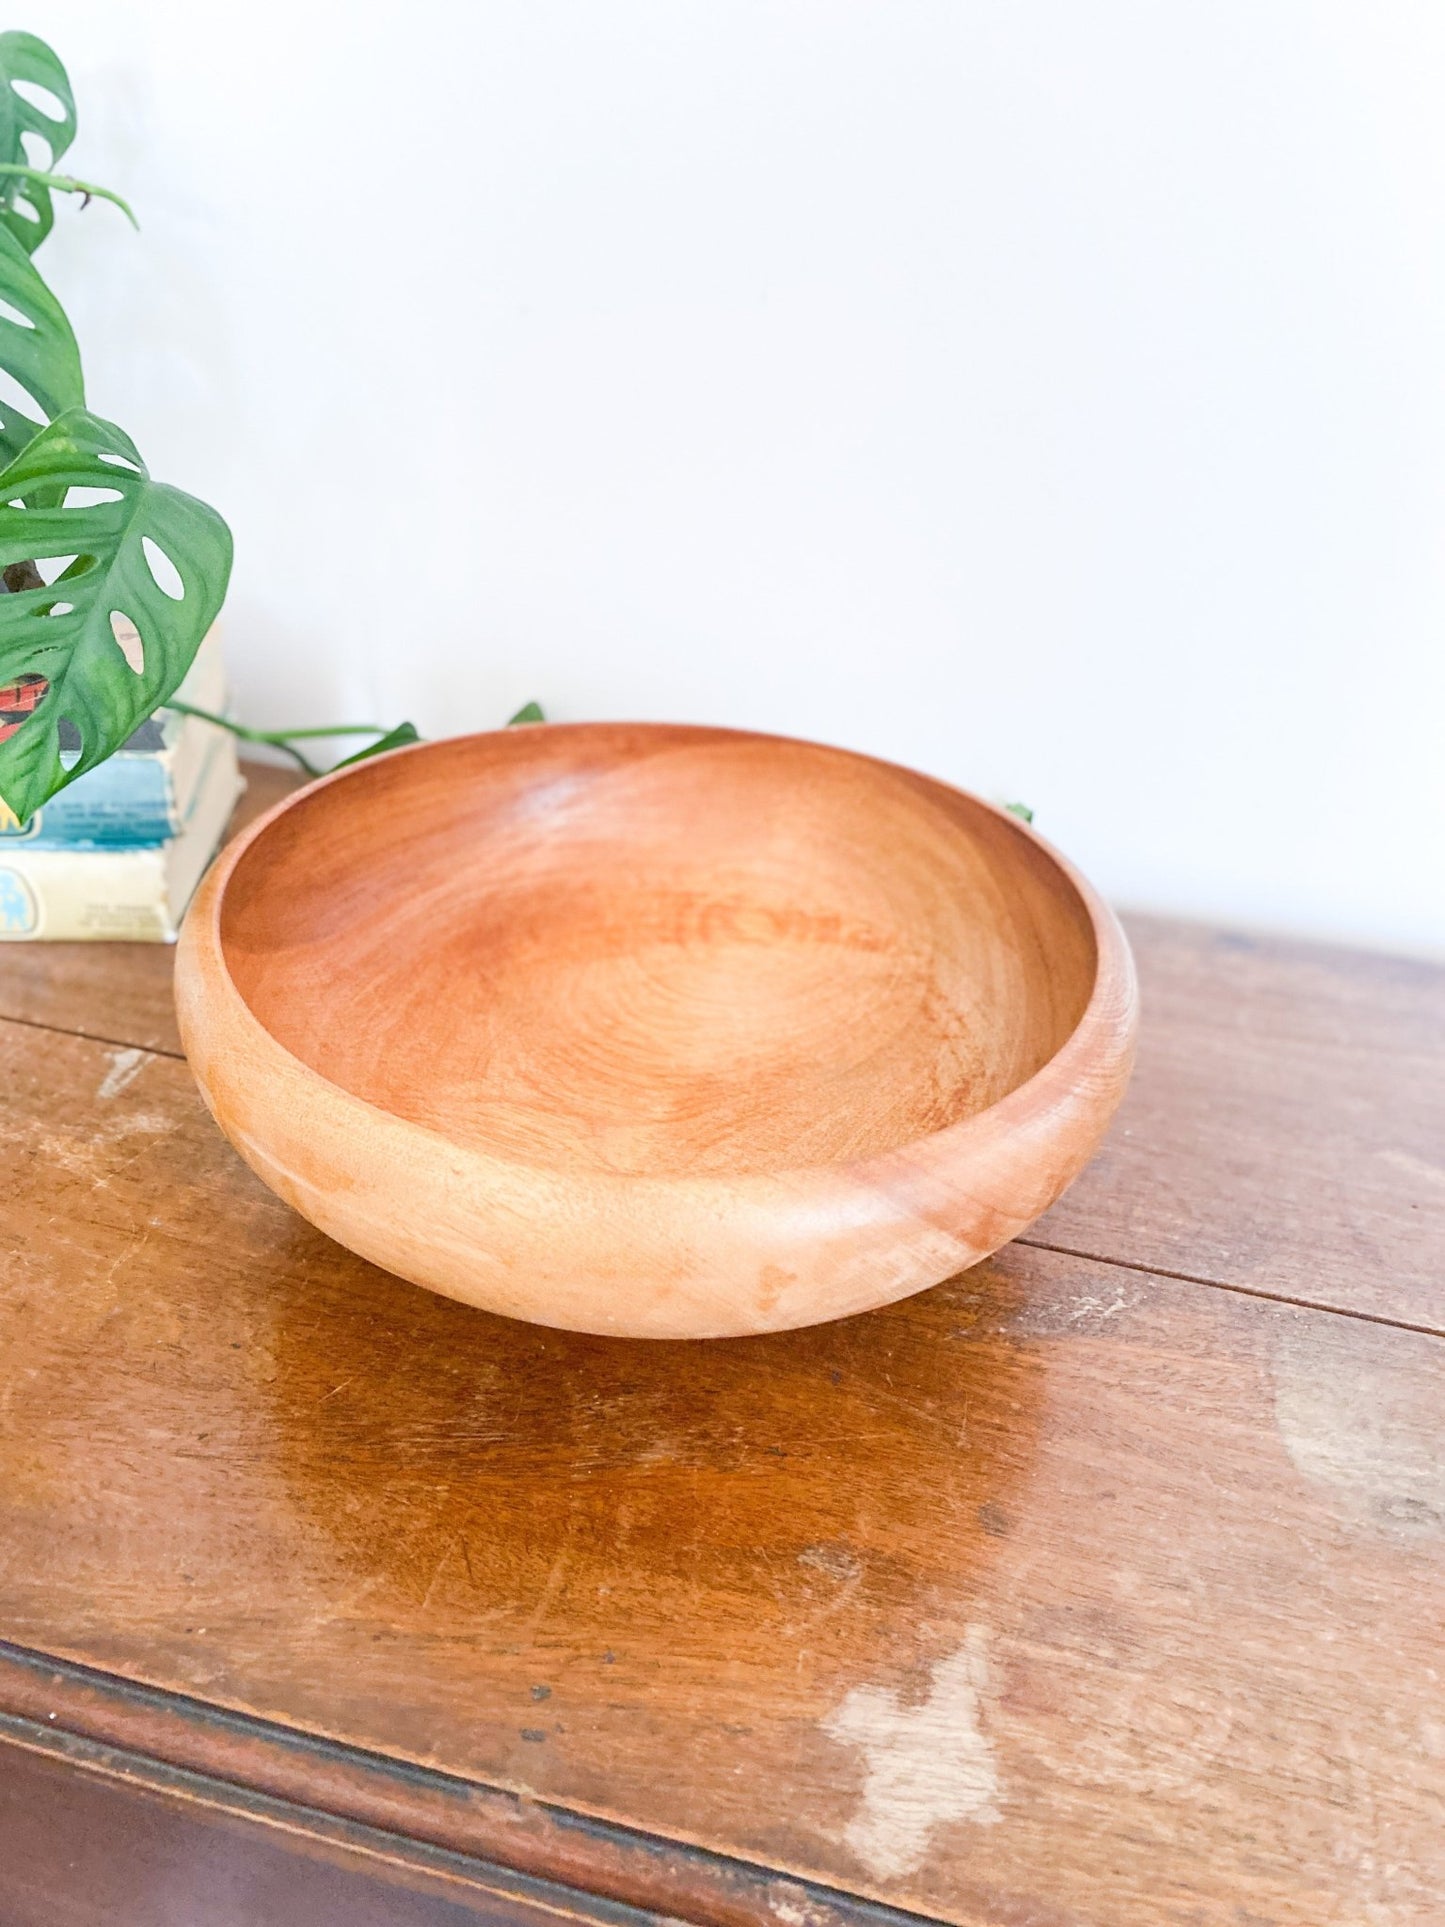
xmin=0 ymin=730 xmax=243 ymax=942
xmin=0 ymin=630 xmax=230 ymax=846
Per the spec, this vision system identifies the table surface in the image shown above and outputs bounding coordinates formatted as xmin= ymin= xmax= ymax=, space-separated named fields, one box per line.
xmin=2 ymin=763 xmax=1442 ymax=1927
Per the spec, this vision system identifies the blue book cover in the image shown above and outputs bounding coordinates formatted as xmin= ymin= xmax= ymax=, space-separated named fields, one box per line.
xmin=0 ymin=633 xmax=229 ymax=848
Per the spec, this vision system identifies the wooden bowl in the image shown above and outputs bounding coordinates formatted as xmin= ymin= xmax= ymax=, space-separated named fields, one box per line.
xmin=176 ymin=725 xmax=1137 ymax=1339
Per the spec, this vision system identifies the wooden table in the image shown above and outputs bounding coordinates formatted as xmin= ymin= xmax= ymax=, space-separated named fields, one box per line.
xmin=1 ymin=764 xmax=1441 ymax=1927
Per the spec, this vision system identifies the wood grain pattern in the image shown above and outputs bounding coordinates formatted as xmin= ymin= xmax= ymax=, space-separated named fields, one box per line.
xmin=1034 ymin=915 xmax=1445 ymax=1329
xmin=175 ymin=726 xmax=1137 ymax=1337
xmin=2 ymin=1012 xmax=1442 ymax=1925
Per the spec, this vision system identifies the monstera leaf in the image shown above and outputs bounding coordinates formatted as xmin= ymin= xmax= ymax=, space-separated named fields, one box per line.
xmin=0 ymin=408 xmax=232 ymax=822
xmin=0 ymin=31 xmax=77 ymax=254
xmin=0 ymin=218 xmax=83 ymax=470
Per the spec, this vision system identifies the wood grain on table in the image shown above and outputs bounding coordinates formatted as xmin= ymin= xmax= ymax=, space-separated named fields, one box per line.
xmin=0 ymin=761 xmax=1441 ymax=1927
xmin=1034 ymin=918 xmax=1445 ymax=1332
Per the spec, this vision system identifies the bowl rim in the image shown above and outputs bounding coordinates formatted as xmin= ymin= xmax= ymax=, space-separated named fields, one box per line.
xmin=183 ymin=720 xmax=1137 ymax=1188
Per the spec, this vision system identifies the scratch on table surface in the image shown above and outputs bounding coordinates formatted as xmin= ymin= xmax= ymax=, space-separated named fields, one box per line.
xmin=103 ymin=1110 xmax=170 ymax=1139
xmin=795 ymin=1543 xmax=865 ymax=1631
xmin=97 ymin=1047 xmax=147 ymax=1101
xmin=799 ymin=1543 xmax=862 ymax=1584
xmin=97 ymin=1225 xmax=152 ymax=1299
xmin=458 ymin=1535 xmax=479 ymax=1595
xmin=522 ymin=1519 xmax=579 ymax=1639
xmin=822 ymin=1624 xmax=1001 ymax=1879
xmin=419 ymin=1538 xmax=457 ymax=1613
xmin=31 ymin=1128 xmax=110 ymax=1190
xmin=1067 ymin=1290 xmax=1130 ymax=1323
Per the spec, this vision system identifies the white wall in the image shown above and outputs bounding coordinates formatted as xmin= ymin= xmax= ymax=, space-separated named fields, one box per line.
xmin=23 ymin=0 xmax=1445 ymax=950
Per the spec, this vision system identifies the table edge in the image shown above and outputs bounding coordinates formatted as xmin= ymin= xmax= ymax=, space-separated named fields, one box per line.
xmin=0 ymin=1641 xmax=952 ymax=1927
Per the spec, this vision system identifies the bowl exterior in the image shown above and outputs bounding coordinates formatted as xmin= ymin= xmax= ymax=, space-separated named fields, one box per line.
xmin=175 ymin=746 xmax=1137 ymax=1340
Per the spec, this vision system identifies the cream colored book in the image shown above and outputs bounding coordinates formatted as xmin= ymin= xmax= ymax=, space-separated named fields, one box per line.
xmin=0 ymin=730 xmax=243 ymax=942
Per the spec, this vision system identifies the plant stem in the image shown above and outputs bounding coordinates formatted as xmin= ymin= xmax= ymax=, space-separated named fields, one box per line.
xmin=0 ymin=164 xmax=138 ymax=229
xmin=166 ymin=701 xmax=401 ymax=779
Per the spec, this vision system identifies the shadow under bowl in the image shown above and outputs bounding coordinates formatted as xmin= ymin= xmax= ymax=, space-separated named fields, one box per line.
xmin=176 ymin=724 xmax=1137 ymax=1338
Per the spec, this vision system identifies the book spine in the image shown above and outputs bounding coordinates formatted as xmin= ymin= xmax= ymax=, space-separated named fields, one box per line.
xmin=0 ymin=630 xmax=231 ymax=846
xmin=0 ymin=849 xmax=178 ymax=941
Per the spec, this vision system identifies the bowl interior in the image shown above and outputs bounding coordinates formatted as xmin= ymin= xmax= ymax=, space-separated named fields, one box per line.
xmin=218 ymin=727 xmax=1098 ymax=1180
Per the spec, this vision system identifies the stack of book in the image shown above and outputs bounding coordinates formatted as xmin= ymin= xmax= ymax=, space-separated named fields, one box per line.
xmin=0 ymin=634 xmax=242 ymax=941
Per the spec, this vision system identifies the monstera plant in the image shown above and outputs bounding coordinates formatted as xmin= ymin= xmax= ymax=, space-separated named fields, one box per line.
xmin=0 ymin=29 xmax=532 ymax=820
xmin=0 ymin=28 xmax=239 ymax=825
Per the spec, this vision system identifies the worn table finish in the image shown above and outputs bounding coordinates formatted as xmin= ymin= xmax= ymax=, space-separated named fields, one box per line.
xmin=1 ymin=764 xmax=1441 ymax=1926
